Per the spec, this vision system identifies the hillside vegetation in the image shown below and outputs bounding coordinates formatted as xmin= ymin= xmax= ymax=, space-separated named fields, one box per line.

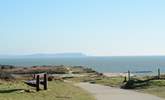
xmin=0 ymin=80 xmax=95 ymax=100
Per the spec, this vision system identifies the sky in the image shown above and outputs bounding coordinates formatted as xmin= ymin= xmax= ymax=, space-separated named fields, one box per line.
xmin=0 ymin=0 xmax=165 ymax=56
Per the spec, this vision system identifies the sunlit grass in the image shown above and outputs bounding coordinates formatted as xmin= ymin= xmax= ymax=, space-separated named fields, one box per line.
xmin=0 ymin=80 xmax=95 ymax=100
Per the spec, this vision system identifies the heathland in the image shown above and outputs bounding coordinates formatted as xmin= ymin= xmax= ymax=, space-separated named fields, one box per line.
xmin=0 ymin=65 xmax=165 ymax=100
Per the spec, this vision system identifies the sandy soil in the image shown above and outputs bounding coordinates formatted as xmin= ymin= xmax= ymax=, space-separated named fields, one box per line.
xmin=76 ymin=83 xmax=164 ymax=100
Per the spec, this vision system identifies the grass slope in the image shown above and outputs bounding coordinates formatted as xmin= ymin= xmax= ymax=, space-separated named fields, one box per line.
xmin=0 ymin=80 xmax=95 ymax=100
xmin=138 ymin=80 xmax=165 ymax=98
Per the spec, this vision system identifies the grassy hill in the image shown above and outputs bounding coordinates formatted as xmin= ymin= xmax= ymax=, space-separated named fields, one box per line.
xmin=0 ymin=80 xmax=95 ymax=100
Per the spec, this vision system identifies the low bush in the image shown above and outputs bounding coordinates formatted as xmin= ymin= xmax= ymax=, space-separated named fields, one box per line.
xmin=0 ymin=72 xmax=14 ymax=80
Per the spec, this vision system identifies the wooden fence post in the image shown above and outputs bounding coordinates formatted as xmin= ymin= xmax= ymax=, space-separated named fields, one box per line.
xmin=33 ymin=74 xmax=36 ymax=79
xmin=158 ymin=68 xmax=160 ymax=79
xmin=123 ymin=76 xmax=127 ymax=82
xmin=128 ymin=70 xmax=131 ymax=81
xmin=44 ymin=74 xmax=47 ymax=90
xmin=36 ymin=75 xmax=40 ymax=91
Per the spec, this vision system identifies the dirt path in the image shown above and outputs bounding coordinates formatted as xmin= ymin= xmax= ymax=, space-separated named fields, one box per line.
xmin=76 ymin=83 xmax=164 ymax=100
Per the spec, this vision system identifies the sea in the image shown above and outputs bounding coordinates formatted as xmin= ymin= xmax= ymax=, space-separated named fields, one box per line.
xmin=0 ymin=56 xmax=165 ymax=75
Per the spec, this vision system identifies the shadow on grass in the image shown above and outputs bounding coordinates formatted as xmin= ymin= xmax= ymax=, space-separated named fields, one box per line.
xmin=0 ymin=89 xmax=25 ymax=93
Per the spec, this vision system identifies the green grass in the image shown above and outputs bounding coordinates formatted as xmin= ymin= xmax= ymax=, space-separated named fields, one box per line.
xmin=92 ymin=77 xmax=124 ymax=87
xmin=140 ymin=87 xmax=165 ymax=98
xmin=137 ymin=80 xmax=165 ymax=98
xmin=0 ymin=80 xmax=95 ymax=100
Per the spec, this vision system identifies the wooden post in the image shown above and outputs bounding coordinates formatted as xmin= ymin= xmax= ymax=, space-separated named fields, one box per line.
xmin=36 ymin=75 xmax=40 ymax=91
xmin=158 ymin=68 xmax=160 ymax=79
xmin=128 ymin=70 xmax=131 ymax=81
xmin=33 ymin=74 xmax=36 ymax=79
xmin=44 ymin=74 xmax=47 ymax=90
xmin=123 ymin=76 xmax=127 ymax=82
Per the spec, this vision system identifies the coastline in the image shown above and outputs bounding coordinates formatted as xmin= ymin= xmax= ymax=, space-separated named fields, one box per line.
xmin=103 ymin=72 xmax=134 ymax=77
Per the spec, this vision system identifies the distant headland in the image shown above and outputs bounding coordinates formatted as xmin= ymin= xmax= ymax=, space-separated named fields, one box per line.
xmin=0 ymin=53 xmax=87 ymax=58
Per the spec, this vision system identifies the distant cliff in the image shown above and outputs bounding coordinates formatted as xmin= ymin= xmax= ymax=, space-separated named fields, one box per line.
xmin=0 ymin=53 xmax=87 ymax=58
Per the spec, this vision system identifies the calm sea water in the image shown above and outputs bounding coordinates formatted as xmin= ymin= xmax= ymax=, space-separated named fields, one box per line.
xmin=0 ymin=56 xmax=165 ymax=74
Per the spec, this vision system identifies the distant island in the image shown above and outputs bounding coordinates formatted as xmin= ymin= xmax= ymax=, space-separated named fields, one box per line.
xmin=0 ymin=53 xmax=87 ymax=58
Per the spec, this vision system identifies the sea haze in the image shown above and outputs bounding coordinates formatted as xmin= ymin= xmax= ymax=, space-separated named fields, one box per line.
xmin=0 ymin=56 xmax=165 ymax=74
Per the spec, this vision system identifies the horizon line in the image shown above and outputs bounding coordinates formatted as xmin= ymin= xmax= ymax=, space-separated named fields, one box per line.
xmin=0 ymin=53 xmax=165 ymax=57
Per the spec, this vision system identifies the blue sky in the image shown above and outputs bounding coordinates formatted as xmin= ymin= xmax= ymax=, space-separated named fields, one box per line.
xmin=0 ymin=0 xmax=165 ymax=56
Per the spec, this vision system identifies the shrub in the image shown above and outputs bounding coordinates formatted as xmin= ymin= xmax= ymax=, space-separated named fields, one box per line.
xmin=0 ymin=72 xmax=14 ymax=80
xmin=48 ymin=76 xmax=54 ymax=81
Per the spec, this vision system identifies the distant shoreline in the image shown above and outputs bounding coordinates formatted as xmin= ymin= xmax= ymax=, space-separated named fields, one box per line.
xmin=0 ymin=56 xmax=165 ymax=73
